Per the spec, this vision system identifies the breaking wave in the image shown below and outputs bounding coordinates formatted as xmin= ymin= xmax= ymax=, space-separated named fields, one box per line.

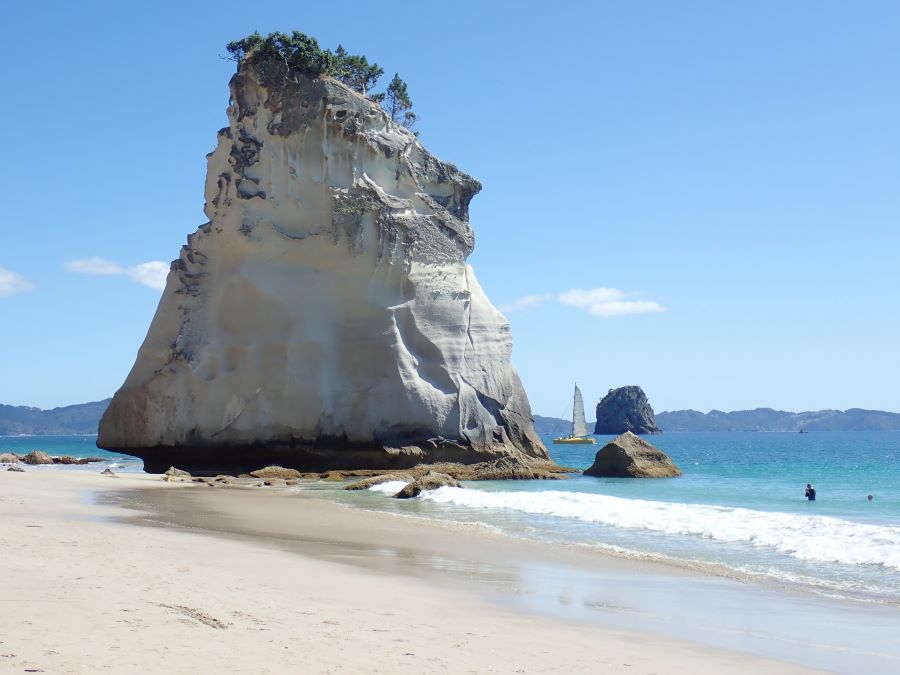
xmin=413 ymin=487 xmax=900 ymax=570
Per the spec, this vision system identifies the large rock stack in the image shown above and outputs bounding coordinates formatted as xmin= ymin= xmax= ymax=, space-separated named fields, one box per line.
xmin=98 ymin=58 xmax=546 ymax=474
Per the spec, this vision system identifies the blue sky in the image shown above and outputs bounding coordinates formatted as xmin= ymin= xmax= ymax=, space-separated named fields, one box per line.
xmin=1 ymin=0 xmax=898 ymax=415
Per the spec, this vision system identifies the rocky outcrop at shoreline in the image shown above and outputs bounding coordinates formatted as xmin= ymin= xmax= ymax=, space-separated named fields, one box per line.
xmin=594 ymin=386 xmax=662 ymax=435
xmin=0 ymin=452 xmax=104 ymax=466
xmin=98 ymin=50 xmax=547 ymax=474
xmin=153 ymin=454 xmax=576 ymax=488
xmin=584 ymin=432 xmax=681 ymax=478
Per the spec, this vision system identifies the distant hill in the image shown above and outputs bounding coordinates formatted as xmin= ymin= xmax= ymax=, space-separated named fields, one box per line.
xmin=533 ymin=415 xmax=589 ymax=435
xmin=656 ymin=408 xmax=900 ymax=432
xmin=0 ymin=399 xmax=110 ymax=435
xmin=6 ymin=399 xmax=898 ymax=436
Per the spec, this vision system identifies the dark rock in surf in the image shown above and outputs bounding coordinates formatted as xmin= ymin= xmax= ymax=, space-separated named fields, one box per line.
xmin=394 ymin=472 xmax=460 ymax=498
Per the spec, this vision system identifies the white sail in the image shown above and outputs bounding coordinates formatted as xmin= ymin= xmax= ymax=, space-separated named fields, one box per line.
xmin=572 ymin=385 xmax=588 ymax=437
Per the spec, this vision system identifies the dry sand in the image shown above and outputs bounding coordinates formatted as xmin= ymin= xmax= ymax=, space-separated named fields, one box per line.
xmin=0 ymin=470 xmax=820 ymax=674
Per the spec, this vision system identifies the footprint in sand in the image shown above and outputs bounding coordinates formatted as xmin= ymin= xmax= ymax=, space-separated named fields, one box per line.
xmin=157 ymin=603 xmax=227 ymax=629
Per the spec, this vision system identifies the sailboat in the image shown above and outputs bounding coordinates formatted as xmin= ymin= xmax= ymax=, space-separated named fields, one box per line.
xmin=553 ymin=384 xmax=596 ymax=444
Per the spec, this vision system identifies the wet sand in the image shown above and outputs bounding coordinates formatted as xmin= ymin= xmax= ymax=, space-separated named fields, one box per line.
xmin=120 ymin=481 xmax=900 ymax=674
xmin=0 ymin=470 xmax=893 ymax=673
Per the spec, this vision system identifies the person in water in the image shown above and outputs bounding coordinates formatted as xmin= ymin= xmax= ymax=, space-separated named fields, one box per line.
xmin=868 ymin=494 xmax=874 ymax=502
xmin=805 ymin=484 xmax=817 ymax=501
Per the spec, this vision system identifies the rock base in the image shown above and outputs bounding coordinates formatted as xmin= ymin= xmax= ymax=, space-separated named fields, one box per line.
xmin=111 ymin=441 xmax=558 ymax=476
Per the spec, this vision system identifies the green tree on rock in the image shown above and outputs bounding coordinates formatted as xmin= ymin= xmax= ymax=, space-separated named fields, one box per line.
xmin=332 ymin=45 xmax=383 ymax=96
xmin=225 ymin=32 xmax=418 ymax=131
xmin=384 ymin=73 xmax=416 ymax=129
xmin=225 ymin=30 xmax=332 ymax=76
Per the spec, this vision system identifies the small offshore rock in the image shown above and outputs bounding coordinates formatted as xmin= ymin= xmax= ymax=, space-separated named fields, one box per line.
xmin=594 ymin=386 xmax=662 ymax=435
xmin=21 ymin=451 xmax=53 ymax=465
xmin=7 ymin=465 xmax=25 ymax=472
xmin=249 ymin=466 xmax=302 ymax=480
xmin=0 ymin=453 xmax=19 ymax=463
xmin=320 ymin=471 xmax=347 ymax=481
xmin=584 ymin=431 xmax=681 ymax=478
xmin=394 ymin=472 xmax=461 ymax=499
xmin=344 ymin=473 xmax=414 ymax=491
xmin=101 ymin=468 xmax=116 ymax=476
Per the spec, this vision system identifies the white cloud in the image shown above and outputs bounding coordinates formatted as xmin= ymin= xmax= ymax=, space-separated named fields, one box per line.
xmin=65 ymin=257 xmax=169 ymax=291
xmin=499 ymin=293 xmax=552 ymax=313
xmin=558 ymin=287 xmax=666 ymax=318
xmin=126 ymin=261 xmax=169 ymax=291
xmin=0 ymin=266 xmax=35 ymax=298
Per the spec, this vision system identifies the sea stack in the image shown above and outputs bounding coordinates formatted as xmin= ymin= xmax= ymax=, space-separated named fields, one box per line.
xmin=594 ymin=386 xmax=662 ymax=435
xmin=97 ymin=48 xmax=546 ymax=474
xmin=584 ymin=432 xmax=681 ymax=478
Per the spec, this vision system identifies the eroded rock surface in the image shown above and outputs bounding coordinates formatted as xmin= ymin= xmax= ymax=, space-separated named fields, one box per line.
xmin=594 ymin=386 xmax=662 ymax=435
xmin=98 ymin=58 xmax=545 ymax=474
xmin=584 ymin=432 xmax=681 ymax=478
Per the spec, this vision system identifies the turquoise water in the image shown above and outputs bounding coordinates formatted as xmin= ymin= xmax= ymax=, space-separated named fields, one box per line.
xmin=334 ymin=431 xmax=900 ymax=604
xmin=5 ymin=431 xmax=899 ymax=603
xmin=550 ymin=431 xmax=900 ymax=522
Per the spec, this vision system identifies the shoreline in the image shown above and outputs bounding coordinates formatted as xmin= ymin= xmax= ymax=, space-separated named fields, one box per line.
xmin=2 ymin=472 xmax=898 ymax=672
xmin=113 ymin=479 xmax=900 ymax=673
xmin=0 ymin=470 xmax=825 ymax=675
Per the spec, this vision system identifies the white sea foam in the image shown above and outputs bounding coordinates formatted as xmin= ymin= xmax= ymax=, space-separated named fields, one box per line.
xmin=367 ymin=480 xmax=409 ymax=494
xmin=417 ymin=487 xmax=900 ymax=570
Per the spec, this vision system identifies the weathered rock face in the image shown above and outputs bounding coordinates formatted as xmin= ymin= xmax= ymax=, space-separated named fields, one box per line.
xmin=583 ymin=432 xmax=681 ymax=478
xmin=97 ymin=60 xmax=546 ymax=474
xmin=594 ymin=386 xmax=662 ymax=435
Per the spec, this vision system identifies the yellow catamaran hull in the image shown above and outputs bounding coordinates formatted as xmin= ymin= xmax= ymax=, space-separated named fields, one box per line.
xmin=553 ymin=436 xmax=596 ymax=444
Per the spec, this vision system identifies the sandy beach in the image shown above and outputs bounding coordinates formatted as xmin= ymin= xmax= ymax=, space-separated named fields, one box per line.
xmin=0 ymin=469 xmax=888 ymax=674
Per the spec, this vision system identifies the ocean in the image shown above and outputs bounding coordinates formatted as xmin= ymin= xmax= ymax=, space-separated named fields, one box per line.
xmin=5 ymin=430 xmax=899 ymax=605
